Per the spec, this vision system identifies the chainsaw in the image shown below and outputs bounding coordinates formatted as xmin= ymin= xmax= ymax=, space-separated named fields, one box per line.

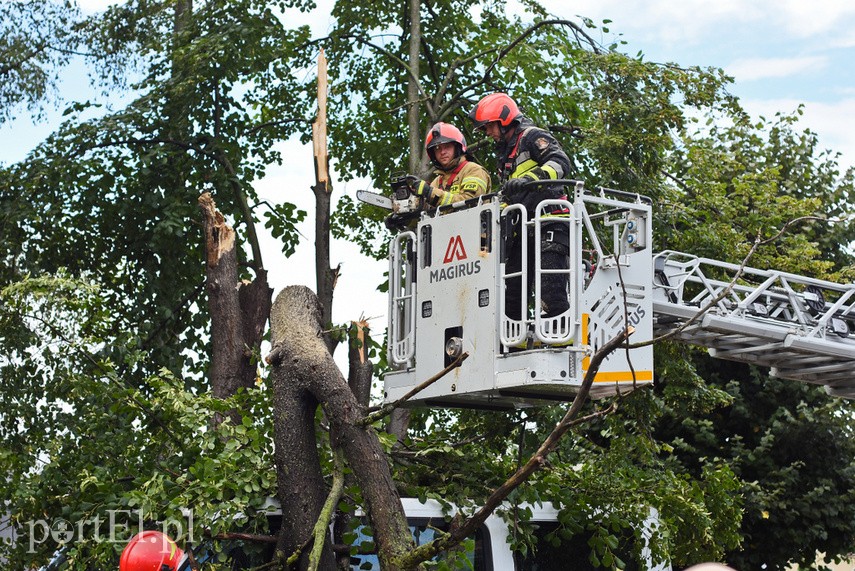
xmin=356 ymin=173 xmax=424 ymax=214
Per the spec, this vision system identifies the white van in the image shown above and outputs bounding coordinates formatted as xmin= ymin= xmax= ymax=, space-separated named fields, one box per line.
xmin=347 ymin=498 xmax=671 ymax=571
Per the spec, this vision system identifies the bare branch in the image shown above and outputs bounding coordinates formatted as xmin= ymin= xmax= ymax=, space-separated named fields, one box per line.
xmin=360 ymin=352 xmax=469 ymax=426
xmin=210 ymin=531 xmax=277 ymax=544
xmin=309 ymin=449 xmax=346 ymax=571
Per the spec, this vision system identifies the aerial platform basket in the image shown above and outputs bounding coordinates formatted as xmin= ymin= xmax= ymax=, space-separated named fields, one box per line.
xmin=384 ymin=182 xmax=655 ymax=409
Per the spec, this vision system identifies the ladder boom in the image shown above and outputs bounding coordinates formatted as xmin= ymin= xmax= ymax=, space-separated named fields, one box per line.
xmin=652 ymin=250 xmax=855 ymax=398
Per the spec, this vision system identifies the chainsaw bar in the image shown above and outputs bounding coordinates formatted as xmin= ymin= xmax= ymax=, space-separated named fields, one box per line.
xmin=357 ymin=190 xmax=394 ymax=210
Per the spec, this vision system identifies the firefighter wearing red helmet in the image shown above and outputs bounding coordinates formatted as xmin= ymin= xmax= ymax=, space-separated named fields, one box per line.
xmin=469 ymin=93 xmax=572 ymax=322
xmin=407 ymin=122 xmax=491 ymax=208
xmin=119 ymin=530 xmax=190 ymax=571
xmin=468 ymin=92 xmax=522 ymax=133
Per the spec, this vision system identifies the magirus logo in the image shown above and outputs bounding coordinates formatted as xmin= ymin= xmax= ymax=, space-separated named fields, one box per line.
xmin=431 ymin=235 xmax=481 ymax=283
xmin=443 ymin=235 xmax=467 ymax=263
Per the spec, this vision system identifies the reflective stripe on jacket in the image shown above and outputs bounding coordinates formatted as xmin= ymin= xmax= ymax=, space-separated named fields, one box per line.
xmin=496 ymin=120 xmax=571 ymax=215
xmin=498 ymin=125 xmax=570 ymax=184
xmin=428 ymin=159 xmax=492 ymax=207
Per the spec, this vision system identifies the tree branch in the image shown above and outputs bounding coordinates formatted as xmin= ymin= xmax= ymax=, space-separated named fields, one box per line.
xmin=70 ymin=134 xmax=266 ymax=270
xmin=0 ymin=42 xmax=50 ymax=75
xmin=270 ymin=286 xmax=414 ymax=569
xmin=331 ymin=32 xmax=436 ymax=118
xmin=360 ymin=352 xmax=469 ymax=426
xmin=309 ymin=449 xmax=346 ymax=571
xmin=11 ymin=308 xmax=186 ymax=448
xmin=448 ymin=19 xmax=605 ymax=108
xmin=245 ymin=116 xmax=312 ymax=136
xmin=213 ymin=151 xmax=265 ymax=273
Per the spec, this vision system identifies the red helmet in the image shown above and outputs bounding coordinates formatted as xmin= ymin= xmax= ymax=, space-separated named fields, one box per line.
xmin=119 ymin=531 xmax=187 ymax=571
xmin=425 ymin=122 xmax=467 ymax=165
xmin=468 ymin=93 xmax=521 ymax=130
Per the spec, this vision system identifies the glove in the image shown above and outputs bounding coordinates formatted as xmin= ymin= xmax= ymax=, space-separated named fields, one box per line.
xmin=502 ymin=178 xmax=529 ymax=202
xmin=406 ymin=175 xmax=429 ymax=197
xmin=413 ymin=180 xmax=430 ymax=197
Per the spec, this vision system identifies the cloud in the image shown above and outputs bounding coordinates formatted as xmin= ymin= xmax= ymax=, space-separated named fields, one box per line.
xmin=769 ymin=0 xmax=855 ymax=38
xmin=828 ymin=27 xmax=855 ymax=49
xmin=533 ymin=0 xmax=855 ymax=50
xmin=795 ymin=99 xmax=855 ymax=167
xmin=740 ymin=96 xmax=855 ymax=169
xmin=726 ymin=56 xmax=828 ymax=82
xmin=533 ymin=0 xmax=764 ymax=47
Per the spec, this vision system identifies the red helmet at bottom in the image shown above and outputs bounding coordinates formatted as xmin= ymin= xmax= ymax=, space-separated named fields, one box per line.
xmin=120 ymin=531 xmax=188 ymax=571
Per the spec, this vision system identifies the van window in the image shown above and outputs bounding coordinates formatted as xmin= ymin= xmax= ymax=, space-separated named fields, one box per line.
xmin=514 ymin=522 xmax=642 ymax=571
xmin=349 ymin=518 xmax=490 ymax=570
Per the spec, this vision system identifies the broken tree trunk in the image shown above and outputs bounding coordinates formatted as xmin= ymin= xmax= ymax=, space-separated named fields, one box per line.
xmin=311 ymin=48 xmax=339 ymax=349
xmin=269 ymin=286 xmax=414 ymax=570
xmin=199 ymin=192 xmax=272 ymax=403
xmin=347 ymin=320 xmax=373 ymax=406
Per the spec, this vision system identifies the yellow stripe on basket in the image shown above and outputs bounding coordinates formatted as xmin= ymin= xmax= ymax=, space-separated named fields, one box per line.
xmin=582 ymin=313 xmax=590 ymax=371
xmin=580 ymin=313 xmax=652 ymax=383
xmin=592 ymin=370 xmax=654 ymax=383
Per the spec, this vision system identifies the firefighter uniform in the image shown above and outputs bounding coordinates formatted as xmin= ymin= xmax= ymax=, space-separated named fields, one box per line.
xmin=497 ymin=118 xmax=573 ymax=320
xmin=425 ymin=158 xmax=491 ymax=208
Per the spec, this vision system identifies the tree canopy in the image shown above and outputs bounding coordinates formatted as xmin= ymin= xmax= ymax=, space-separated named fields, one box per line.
xmin=2 ymin=1 xmax=854 ymax=570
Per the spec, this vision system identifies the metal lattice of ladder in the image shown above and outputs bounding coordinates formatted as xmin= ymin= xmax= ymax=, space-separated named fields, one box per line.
xmin=652 ymin=250 xmax=855 ymax=398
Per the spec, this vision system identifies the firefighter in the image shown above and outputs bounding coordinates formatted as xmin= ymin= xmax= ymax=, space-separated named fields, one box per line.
xmin=407 ymin=122 xmax=491 ymax=207
xmin=469 ymin=93 xmax=572 ymax=323
xmin=119 ymin=530 xmax=190 ymax=571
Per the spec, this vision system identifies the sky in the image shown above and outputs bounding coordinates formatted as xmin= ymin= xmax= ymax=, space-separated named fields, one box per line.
xmin=5 ymin=0 xmax=855 ymax=346
xmin=561 ymin=0 xmax=855 ymax=162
